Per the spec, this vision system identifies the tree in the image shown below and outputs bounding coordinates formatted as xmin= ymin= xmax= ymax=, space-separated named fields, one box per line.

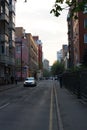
xmin=51 ymin=61 xmax=65 ymax=76
xmin=43 ymin=69 xmax=50 ymax=78
xmin=50 ymin=0 xmax=87 ymax=17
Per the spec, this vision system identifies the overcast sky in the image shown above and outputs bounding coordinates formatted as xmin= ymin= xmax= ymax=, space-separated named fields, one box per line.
xmin=15 ymin=0 xmax=68 ymax=65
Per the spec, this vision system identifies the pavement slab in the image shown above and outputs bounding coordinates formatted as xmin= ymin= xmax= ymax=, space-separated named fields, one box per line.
xmin=56 ymin=81 xmax=87 ymax=130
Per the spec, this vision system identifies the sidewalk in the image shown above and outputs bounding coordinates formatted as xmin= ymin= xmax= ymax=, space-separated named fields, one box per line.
xmin=0 ymin=82 xmax=23 ymax=92
xmin=56 ymin=81 xmax=87 ymax=130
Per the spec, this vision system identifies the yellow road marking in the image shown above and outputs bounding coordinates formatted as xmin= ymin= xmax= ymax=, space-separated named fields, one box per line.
xmin=49 ymin=86 xmax=53 ymax=130
xmin=54 ymin=85 xmax=64 ymax=130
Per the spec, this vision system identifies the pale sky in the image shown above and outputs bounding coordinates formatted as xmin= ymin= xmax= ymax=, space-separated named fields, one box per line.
xmin=15 ymin=0 xmax=68 ymax=65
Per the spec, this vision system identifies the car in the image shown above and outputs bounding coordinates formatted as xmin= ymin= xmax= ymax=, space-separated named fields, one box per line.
xmin=23 ymin=77 xmax=37 ymax=87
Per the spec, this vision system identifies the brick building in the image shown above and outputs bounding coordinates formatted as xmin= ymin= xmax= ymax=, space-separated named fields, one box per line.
xmin=15 ymin=27 xmax=29 ymax=80
xmin=67 ymin=2 xmax=87 ymax=67
xmin=15 ymin=27 xmax=38 ymax=80
xmin=25 ymin=33 xmax=38 ymax=78
xmin=33 ymin=36 xmax=43 ymax=79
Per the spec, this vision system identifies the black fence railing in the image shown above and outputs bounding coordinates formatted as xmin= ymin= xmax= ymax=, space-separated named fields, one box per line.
xmin=62 ymin=70 xmax=87 ymax=101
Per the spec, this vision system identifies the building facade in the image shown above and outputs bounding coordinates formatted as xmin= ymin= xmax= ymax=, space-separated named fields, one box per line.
xmin=0 ymin=0 xmax=16 ymax=84
xmin=33 ymin=36 xmax=43 ymax=79
xmin=67 ymin=10 xmax=74 ymax=68
xmin=62 ymin=44 xmax=68 ymax=69
xmin=33 ymin=36 xmax=43 ymax=70
xmin=57 ymin=49 xmax=63 ymax=62
xmin=15 ymin=27 xmax=29 ymax=80
xmin=15 ymin=28 xmax=38 ymax=80
xmin=43 ymin=59 xmax=49 ymax=71
xmin=57 ymin=45 xmax=68 ymax=69
xmin=67 ymin=1 xmax=87 ymax=67
xmin=26 ymin=33 xmax=38 ymax=78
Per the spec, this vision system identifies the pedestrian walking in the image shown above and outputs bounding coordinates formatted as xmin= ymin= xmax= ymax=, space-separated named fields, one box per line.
xmin=11 ymin=76 xmax=14 ymax=84
xmin=58 ymin=74 xmax=63 ymax=88
xmin=15 ymin=76 xmax=18 ymax=84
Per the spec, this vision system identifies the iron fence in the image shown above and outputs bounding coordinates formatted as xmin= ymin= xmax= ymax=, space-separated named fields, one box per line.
xmin=62 ymin=70 xmax=87 ymax=101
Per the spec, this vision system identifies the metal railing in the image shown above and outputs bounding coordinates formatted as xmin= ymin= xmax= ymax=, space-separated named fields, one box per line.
xmin=0 ymin=14 xmax=9 ymax=23
xmin=62 ymin=70 xmax=87 ymax=101
xmin=0 ymin=34 xmax=9 ymax=42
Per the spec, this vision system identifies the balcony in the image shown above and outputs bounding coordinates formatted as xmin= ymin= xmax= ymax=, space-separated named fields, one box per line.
xmin=0 ymin=34 xmax=9 ymax=42
xmin=9 ymin=41 xmax=15 ymax=48
xmin=9 ymin=5 xmax=15 ymax=13
xmin=1 ymin=0 xmax=9 ymax=3
xmin=0 ymin=14 xmax=9 ymax=23
xmin=6 ymin=0 xmax=9 ymax=3
xmin=9 ymin=22 xmax=15 ymax=30
xmin=4 ymin=0 xmax=9 ymax=4
xmin=0 ymin=55 xmax=15 ymax=65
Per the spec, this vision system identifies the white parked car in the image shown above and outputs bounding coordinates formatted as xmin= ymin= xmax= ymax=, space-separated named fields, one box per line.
xmin=23 ymin=77 xmax=37 ymax=87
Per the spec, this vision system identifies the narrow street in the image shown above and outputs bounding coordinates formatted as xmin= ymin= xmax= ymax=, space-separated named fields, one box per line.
xmin=0 ymin=80 xmax=59 ymax=130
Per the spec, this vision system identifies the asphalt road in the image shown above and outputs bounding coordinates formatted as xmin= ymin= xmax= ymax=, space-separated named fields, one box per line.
xmin=0 ymin=80 xmax=59 ymax=130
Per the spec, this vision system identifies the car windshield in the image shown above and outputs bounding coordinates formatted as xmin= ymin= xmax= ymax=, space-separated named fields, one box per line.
xmin=25 ymin=77 xmax=34 ymax=80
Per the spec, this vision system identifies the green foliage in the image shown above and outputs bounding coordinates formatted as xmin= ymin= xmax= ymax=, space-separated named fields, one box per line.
xmin=50 ymin=0 xmax=87 ymax=17
xmin=51 ymin=61 xmax=65 ymax=76
xmin=43 ymin=69 xmax=50 ymax=77
xmin=66 ymin=65 xmax=87 ymax=73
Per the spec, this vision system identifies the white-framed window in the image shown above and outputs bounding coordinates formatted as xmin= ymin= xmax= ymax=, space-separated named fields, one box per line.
xmin=83 ymin=4 xmax=87 ymax=14
xmin=16 ymin=46 xmax=21 ymax=53
xmin=84 ymin=19 xmax=87 ymax=28
xmin=84 ymin=34 xmax=87 ymax=43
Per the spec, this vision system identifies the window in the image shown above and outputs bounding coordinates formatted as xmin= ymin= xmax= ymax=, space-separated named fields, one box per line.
xmin=16 ymin=46 xmax=21 ymax=53
xmin=5 ymin=6 xmax=9 ymax=16
xmin=1 ymin=45 xmax=4 ymax=54
xmin=12 ymin=30 xmax=15 ymax=41
xmin=9 ymin=13 xmax=15 ymax=23
xmin=10 ymin=0 xmax=15 ymax=12
xmin=16 ymin=58 xmax=21 ymax=65
xmin=12 ymin=14 xmax=15 ymax=23
xmin=84 ymin=34 xmax=87 ymax=43
xmin=83 ymin=4 xmax=87 ymax=13
xmin=84 ymin=19 xmax=87 ymax=28
xmin=1 ymin=6 xmax=4 ymax=13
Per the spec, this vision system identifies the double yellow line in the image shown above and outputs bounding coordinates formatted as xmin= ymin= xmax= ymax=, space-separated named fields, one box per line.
xmin=49 ymin=84 xmax=64 ymax=130
xmin=49 ymin=86 xmax=54 ymax=130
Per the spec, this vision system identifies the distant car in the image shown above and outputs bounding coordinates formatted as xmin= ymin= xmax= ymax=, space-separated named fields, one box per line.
xmin=23 ymin=77 xmax=37 ymax=87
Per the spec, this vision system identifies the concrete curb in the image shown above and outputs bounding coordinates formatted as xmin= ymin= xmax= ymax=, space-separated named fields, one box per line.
xmin=0 ymin=82 xmax=23 ymax=92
